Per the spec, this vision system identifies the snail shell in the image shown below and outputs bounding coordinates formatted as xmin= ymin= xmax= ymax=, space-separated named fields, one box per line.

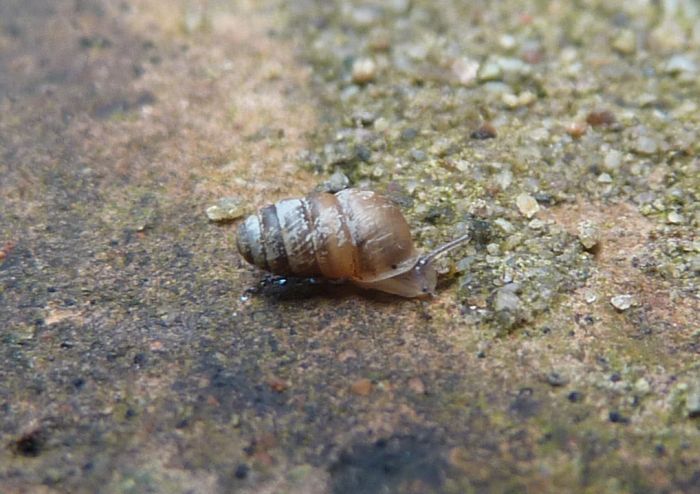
xmin=236 ymin=188 xmax=438 ymax=297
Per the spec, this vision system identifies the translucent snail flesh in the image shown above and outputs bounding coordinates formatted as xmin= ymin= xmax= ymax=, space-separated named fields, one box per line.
xmin=235 ymin=188 xmax=469 ymax=297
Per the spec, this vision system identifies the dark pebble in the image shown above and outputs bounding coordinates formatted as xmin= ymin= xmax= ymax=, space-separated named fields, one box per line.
xmin=13 ymin=430 xmax=45 ymax=457
xmin=586 ymin=110 xmax=616 ymax=127
xmin=355 ymin=144 xmax=371 ymax=162
xmin=567 ymin=391 xmax=583 ymax=402
xmin=401 ymin=128 xmax=418 ymax=140
xmin=235 ymin=463 xmax=250 ymax=479
xmin=546 ymin=372 xmax=568 ymax=387
xmin=608 ymin=411 xmax=628 ymax=423
xmin=470 ymin=122 xmax=497 ymax=140
xmin=534 ymin=193 xmax=554 ymax=205
xmin=133 ymin=353 xmax=148 ymax=366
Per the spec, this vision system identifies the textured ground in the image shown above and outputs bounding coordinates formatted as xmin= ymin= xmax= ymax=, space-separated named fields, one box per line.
xmin=1 ymin=1 xmax=698 ymax=493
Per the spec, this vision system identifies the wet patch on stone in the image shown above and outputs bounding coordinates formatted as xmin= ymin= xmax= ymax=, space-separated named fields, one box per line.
xmin=330 ymin=432 xmax=448 ymax=494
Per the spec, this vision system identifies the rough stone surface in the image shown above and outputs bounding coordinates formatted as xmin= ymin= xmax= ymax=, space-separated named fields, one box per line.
xmin=1 ymin=0 xmax=699 ymax=493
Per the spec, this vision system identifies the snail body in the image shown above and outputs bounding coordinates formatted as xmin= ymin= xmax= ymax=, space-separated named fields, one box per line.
xmin=236 ymin=189 xmax=468 ymax=297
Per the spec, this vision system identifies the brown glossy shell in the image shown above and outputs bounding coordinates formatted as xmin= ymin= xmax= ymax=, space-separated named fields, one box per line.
xmin=236 ymin=189 xmax=419 ymax=282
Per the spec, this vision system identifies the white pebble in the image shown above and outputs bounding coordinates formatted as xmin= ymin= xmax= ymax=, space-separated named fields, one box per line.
xmin=667 ymin=211 xmax=684 ymax=224
xmin=610 ymin=294 xmax=634 ymax=311
xmin=603 ymin=149 xmax=622 ymax=170
xmin=352 ymin=58 xmax=377 ymax=84
xmin=516 ymin=193 xmax=540 ymax=218
xmin=452 ymin=57 xmax=479 ymax=86
xmin=633 ymin=136 xmax=659 ymax=155
xmin=664 ymin=54 xmax=698 ymax=75
xmin=206 ymin=197 xmax=246 ymax=221
xmin=584 ymin=289 xmax=598 ymax=304
xmin=597 ymin=173 xmax=613 ymax=183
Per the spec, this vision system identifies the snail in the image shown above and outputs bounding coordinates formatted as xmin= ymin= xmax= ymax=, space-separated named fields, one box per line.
xmin=235 ymin=188 xmax=469 ymax=297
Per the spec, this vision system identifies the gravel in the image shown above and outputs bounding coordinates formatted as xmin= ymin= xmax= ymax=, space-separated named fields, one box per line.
xmin=610 ymin=294 xmax=634 ymax=311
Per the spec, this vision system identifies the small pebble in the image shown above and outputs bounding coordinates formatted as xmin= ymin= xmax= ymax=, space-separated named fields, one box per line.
xmin=408 ymin=377 xmax=426 ymax=395
xmin=498 ymin=34 xmax=516 ymax=50
xmin=401 ymin=128 xmax=418 ymax=141
xmin=350 ymin=378 xmax=373 ymax=396
xmin=355 ymin=145 xmax=371 ymax=162
xmin=634 ymin=378 xmax=651 ymax=395
xmin=267 ymin=376 xmax=289 ymax=393
xmin=664 ymin=54 xmax=697 ymax=75
xmin=577 ymin=220 xmax=601 ymax=251
xmin=518 ymin=91 xmax=536 ymax=106
xmin=234 ymin=463 xmax=250 ymax=479
xmin=609 ymin=411 xmax=629 ymax=424
xmin=452 ymin=57 xmax=479 ymax=86
xmin=667 ymin=211 xmax=684 ymax=224
xmin=546 ymin=372 xmax=568 ymax=387
xmin=632 ymin=136 xmax=659 ymax=155
xmin=586 ymin=110 xmax=616 ymax=127
xmin=494 ymin=218 xmax=514 ymax=234
xmin=528 ymin=219 xmax=545 ymax=230
xmin=603 ymin=149 xmax=622 ymax=171
xmin=567 ymin=391 xmax=583 ymax=402
xmin=583 ymin=289 xmax=598 ymax=304
xmin=516 ymin=193 xmax=540 ymax=218
xmin=529 ymin=127 xmax=549 ymax=142
xmin=206 ymin=197 xmax=246 ymax=221
xmin=502 ymin=93 xmax=519 ymax=108
xmin=610 ymin=294 xmax=634 ymax=311
xmin=470 ymin=122 xmax=497 ymax=140
xmin=597 ymin=173 xmax=613 ymax=183
xmin=373 ymin=117 xmax=389 ymax=132
xmin=497 ymin=57 xmax=529 ymax=75
xmin=566 ymin=122 xmax=587 ymax=139
xmin=455 ymin=256 xmax=475 ymax=272
xmin=477 ymin=59 xmax=503 ymax=82
xmin=351 ymin=58 xmax=377 ymax=84
xmin=502 ymin=91 xmax=535 ymax=108
xmin=410 ymin=149 xmax=427 ymax=161
xmin=338 ymin=349 xmax=358 ymax=362
xmin=495 ymin=170 xmax=513 ymax=190
xmin=612 ymin=29 xmax=636 ymax=54
xmin=317 ymin=171 xmax=350 ymax=193
xmin=352 ymin=111 xmax=376 ymax=126
xmin=494 ymin=284 xmax=520 ymax=312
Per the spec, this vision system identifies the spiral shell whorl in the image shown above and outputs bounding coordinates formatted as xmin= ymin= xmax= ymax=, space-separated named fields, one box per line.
xmin=236 ymin=190 xmax=419 ymax=282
